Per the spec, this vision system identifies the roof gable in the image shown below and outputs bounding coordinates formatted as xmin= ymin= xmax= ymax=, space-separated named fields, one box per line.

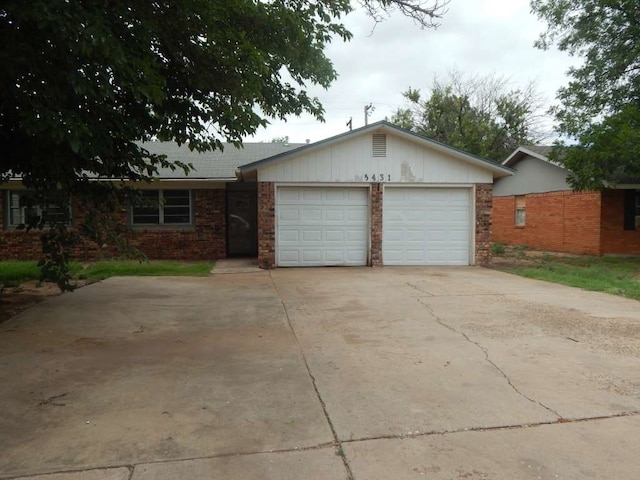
xmin=239 ymin=121 xmax=513 ymax=180
xmin=503 ymin=145 xmax=565 ymax=170
xmin=495 ymin=146 xmax=571 ymax=196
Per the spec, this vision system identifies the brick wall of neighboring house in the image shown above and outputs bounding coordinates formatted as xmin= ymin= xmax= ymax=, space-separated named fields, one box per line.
xmin=493 ymin=190 xmax=601 ymax=255
xmin=600 ymin=189 xmax=640 ymax=255
xmin=475 ymin=183 xmax=493 ymax=266
xmin=0 ymin=189 xmax=226 ymax=261
xmin=257 ymin=182 xmax=276 ymax=269
xmin=370 ymin=183 xmax=383 ymax=266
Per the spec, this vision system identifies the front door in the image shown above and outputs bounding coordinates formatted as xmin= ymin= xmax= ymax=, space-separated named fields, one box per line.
xmin=227 ymin=189 xmax=258 ymax=256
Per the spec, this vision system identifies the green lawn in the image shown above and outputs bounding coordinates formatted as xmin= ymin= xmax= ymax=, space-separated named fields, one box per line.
xmin=0 ymin=260 xmax=213 ymax=287
xmin=493 ymin=251 xmax=640 ymax=301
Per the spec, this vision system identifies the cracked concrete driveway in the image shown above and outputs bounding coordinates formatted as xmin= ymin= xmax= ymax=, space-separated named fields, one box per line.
xmin=1 ymin=266 xmax=640 ymax=479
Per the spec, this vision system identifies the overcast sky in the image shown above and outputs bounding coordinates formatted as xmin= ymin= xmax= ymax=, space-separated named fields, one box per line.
xmin=246 ymin=0 xmax=578 ymax=145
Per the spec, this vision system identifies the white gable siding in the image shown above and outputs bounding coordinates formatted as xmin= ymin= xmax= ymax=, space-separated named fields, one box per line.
xmin=257 ymin=133 xmax=493 ymax=184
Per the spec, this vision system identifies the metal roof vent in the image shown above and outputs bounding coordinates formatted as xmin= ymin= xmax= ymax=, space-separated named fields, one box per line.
xmin=372 ymin=134 xmax=387 ymax=157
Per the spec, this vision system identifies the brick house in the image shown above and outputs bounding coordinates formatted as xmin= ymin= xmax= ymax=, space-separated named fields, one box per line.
xmin=493 ymin=146 xmax=640 ymax=255
xmin=2 ymin=121 xmax=513 ymax=267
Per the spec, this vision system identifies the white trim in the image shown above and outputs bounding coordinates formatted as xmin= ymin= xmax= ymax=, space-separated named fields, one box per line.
xmin=383 ymin=182 xmax=475 ymax=189
xmin=274 ymin=182 xmax=370 ymax=188
xmin=470 ymin=184 xmax=476 ymax=266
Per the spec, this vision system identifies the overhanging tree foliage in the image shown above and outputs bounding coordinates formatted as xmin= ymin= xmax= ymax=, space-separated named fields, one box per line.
xmin=390 ymin=71 xmax=545 ymax=162
xmin=531 ymin=0 xmax=640 ymax=189
xmin=0 ymin=0 xmax=449 ymax=290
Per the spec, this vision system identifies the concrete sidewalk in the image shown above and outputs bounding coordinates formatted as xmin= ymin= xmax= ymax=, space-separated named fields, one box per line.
xmin=1 ymin=267 xmax=639 ymax=479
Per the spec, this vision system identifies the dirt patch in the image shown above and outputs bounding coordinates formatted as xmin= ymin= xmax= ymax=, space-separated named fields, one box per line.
xmin=0 ymin=282 xmax=62 ymax=324
xmin=489 ymin=246 xmax=581 ymax=270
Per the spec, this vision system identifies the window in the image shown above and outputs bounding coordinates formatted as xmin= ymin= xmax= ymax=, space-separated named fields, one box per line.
xmin=515 ymin=195 xmax=526 ymax=226
xmin=6 ymin=190 xmax=71 ymax=228
xmin=131 ymin=189 xmax=192 ymax=226
xmin=623 ymin=190 xmax=640 ymax=230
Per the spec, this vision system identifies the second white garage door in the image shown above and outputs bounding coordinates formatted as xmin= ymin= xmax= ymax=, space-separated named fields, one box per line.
xmin=276 ymin=187 xmax=369 ymax=267
xmin=383 ymin=187 xmax=471 ymax=265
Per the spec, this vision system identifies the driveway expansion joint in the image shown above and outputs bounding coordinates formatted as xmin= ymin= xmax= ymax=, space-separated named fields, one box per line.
xmin=339 ymin=410 xmax=640 ymax=445
xmin=416 ymin=297 xmax=562 ymax=420
xmin=269 ymin=272 xmax=355 ymax=480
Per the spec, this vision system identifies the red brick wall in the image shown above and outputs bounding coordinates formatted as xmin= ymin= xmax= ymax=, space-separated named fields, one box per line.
xmin=493 ymin=191 xmax=601 ymax=255
xmin=0 ymin=189 xmax=226 ymax=261
xmin=257 ymin=182 xmax=275 ymax=269
xmin=370 ymin=183 xmax=383 ymax=266
xmin=475 ymin=184 xmax=493 ymax=266
xmin=600 ymin=189 xmax=640 ymax=255
xmin=130 ymin=189 xmax=226 ymax=260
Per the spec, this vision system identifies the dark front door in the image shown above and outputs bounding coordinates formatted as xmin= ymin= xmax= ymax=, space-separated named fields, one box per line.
xmin=227 ymin=189 xmax=258 ymax=256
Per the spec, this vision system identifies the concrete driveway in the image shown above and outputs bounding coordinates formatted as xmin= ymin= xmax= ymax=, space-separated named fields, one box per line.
xmin=1 ymin=265 xmax=639 ymax=479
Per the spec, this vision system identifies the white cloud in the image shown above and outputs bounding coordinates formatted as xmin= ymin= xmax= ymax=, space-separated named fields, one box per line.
xmin=247 ymin=0 xmax=578 ymax=144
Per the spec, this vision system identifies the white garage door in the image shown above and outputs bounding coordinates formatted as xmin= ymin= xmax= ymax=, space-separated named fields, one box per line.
xmin=383 ymin=187 xmax=471 ymax=265
xmin=276 ymin=187 xmax=369 ymax=266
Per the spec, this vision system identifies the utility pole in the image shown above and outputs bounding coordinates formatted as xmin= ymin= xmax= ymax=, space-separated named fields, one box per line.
xmin=346 ymin=117 xmax=353 ymax=131
xmin=364 ymin=103 xmax=374 ymax=126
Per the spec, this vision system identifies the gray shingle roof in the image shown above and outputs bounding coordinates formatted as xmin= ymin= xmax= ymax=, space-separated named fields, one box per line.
xmin=140 ymin=141 xmax=306 ymax=180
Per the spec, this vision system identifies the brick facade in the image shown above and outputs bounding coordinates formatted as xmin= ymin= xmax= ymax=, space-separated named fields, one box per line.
xmin=474 ymin=184 xmax=493 ymax=266
xmin=493 ymin=190 xmax=602 ymax=255
xmin=370 ymin=183 xmax=383 ymax=266
xmin=257 ymin=182 xmax=276 ymax=269
xmin=0 ymin=189 xmax=226 ymax=261
xmin=600 ymin=189 xmax=640 ymax=255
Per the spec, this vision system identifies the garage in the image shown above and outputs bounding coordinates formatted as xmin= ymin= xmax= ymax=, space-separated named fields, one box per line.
xmin=276 ymin=186 xmax=369 ymax=266
xmin=236 ymin=121 xmax=513 ymax=269
xmin=383 ymin=187 xmax=471 ymax=265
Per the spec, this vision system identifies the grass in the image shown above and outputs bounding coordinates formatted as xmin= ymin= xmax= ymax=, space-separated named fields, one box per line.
xmin=495 ymin=253 xmax=640 ymax=301
xmin=78 ymin=260 xmax=212 ymax=280
xmin=0 ymin=260 xmax=213 ymax=286
xmin=0 ymin=261 xmax=43 ymax=286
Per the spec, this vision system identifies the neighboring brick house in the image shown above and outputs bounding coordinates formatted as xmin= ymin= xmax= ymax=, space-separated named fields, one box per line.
xmin=493 ymin=146 xmax=640 ymax=256
xmin=2 ymin=121 xmax=513 ymax=267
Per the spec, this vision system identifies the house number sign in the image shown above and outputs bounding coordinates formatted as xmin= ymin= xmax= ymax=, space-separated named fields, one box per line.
xmin=363 ymin=173 xmax=391 ymax=182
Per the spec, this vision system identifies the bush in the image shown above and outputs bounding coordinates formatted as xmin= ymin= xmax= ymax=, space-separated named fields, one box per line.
xmin=492 ymin=242 xmax=506 ymax=255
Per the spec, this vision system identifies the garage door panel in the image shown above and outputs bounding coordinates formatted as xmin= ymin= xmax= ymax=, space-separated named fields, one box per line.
xmin=383 ymin=187 xmax=471 ymax=266
xmin=325 ymin=229 xmax=345 ymax=242
xmin=305 ymin=190 xmax=324 ymax=202
xmin=302 ymin=250 xmax=322 ymax=262
xmin=325 ymin=209 xmax=346 ymax=222
xmin=278 ymin=207 xmax=300 ymax=222
xmin=278 ymin=229 xmax=300 ymax=242
xmin=277 ymin=187 xmax=369 ymax=267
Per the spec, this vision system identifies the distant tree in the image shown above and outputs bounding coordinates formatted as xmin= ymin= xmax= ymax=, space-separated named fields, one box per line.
xmin=531 ymin=0 xmax=640 ymax=189
xmin=391 ymin=71 xmax=545 ymax=162
xmin=271 ymin=137 xmax=290 ymax=144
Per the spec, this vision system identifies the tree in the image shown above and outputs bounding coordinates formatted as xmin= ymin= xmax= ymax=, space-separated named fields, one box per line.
xmin=0 ymin=0 xmax=448 ymax=290
xmin=531 ymin=0 xmax=640 ymax=189
xmin=390 ymin=71 xmax=545 ymax=162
